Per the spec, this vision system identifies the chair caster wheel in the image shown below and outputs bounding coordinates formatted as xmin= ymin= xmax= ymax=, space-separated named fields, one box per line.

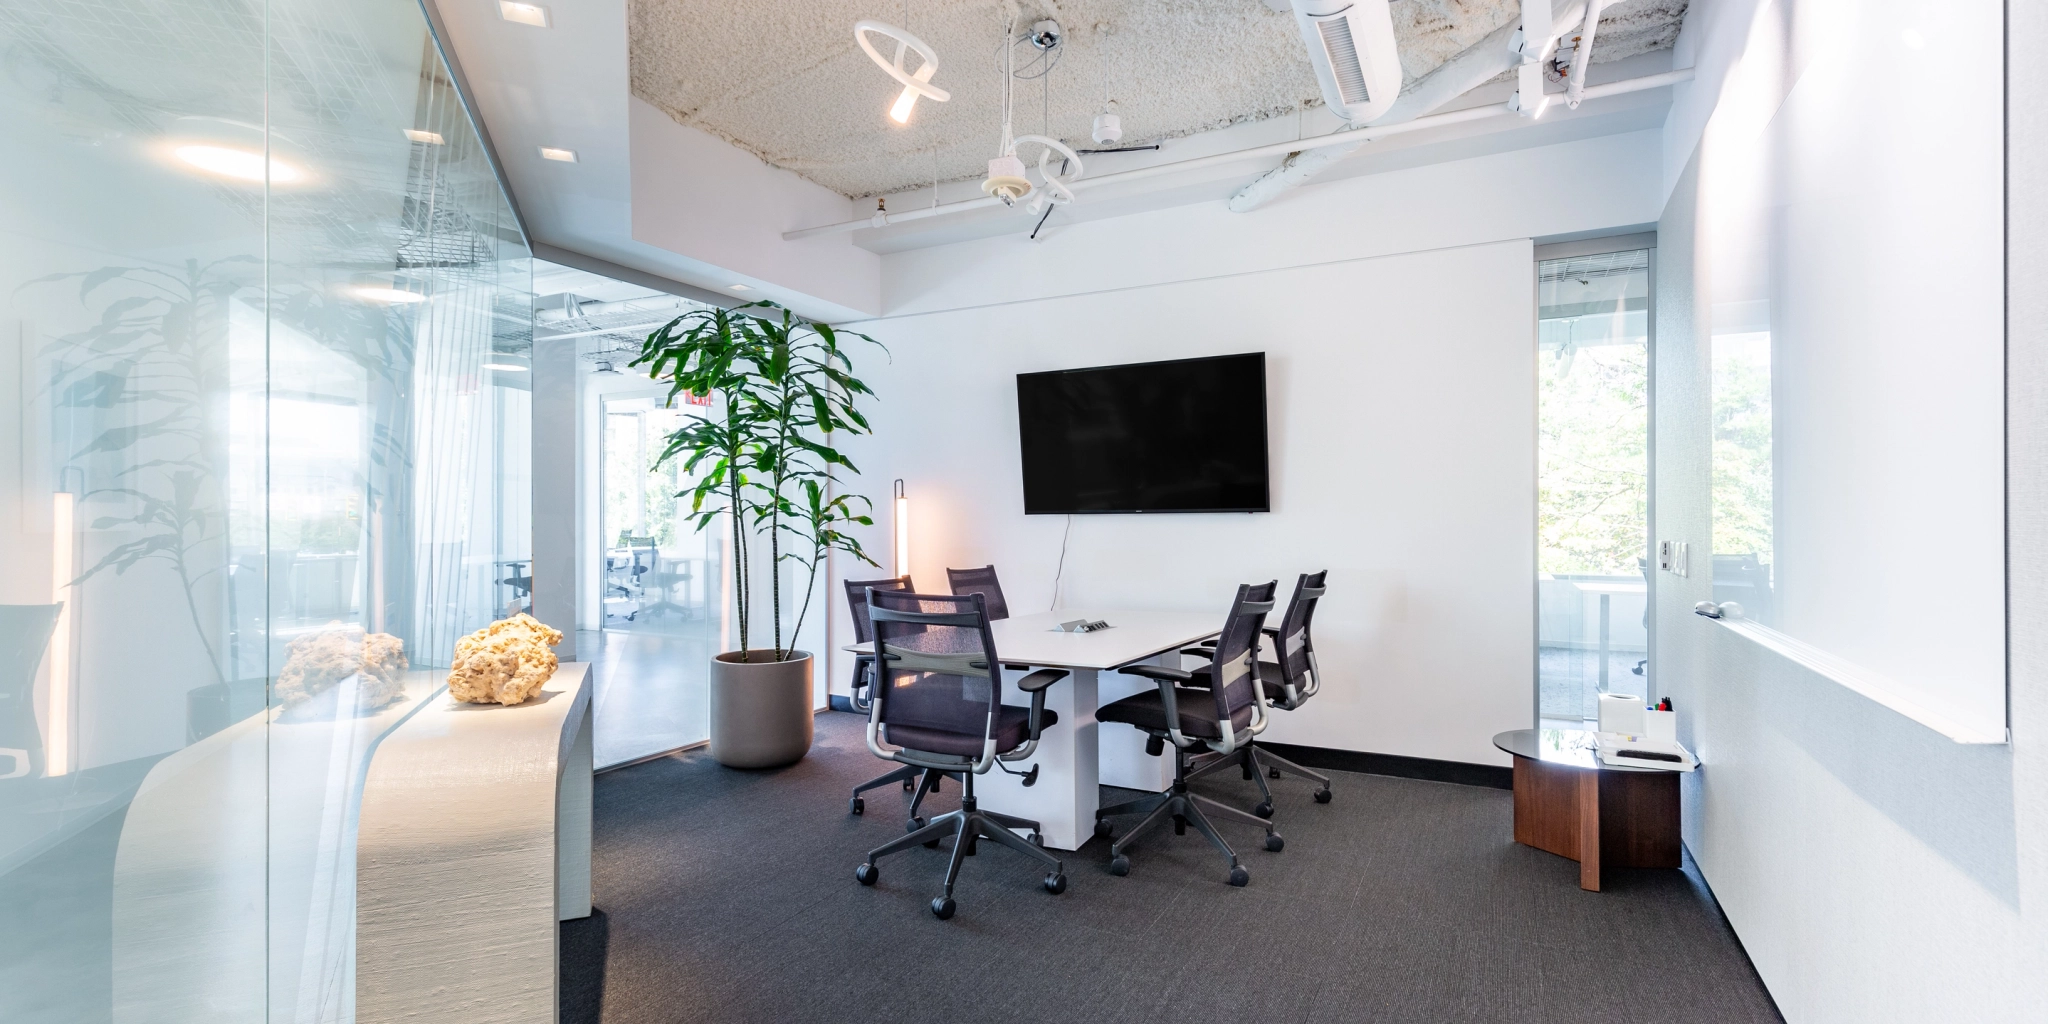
xmin=1030 ymin=832 xmax=1044 ymax=847
xmin=963 ymin=839 xmax=977 ymax=856
xmin=1173 ymin=815 xmax=1187 ymax=836
xmin=1270 ymin=766 xmax=1283 ymax=779
xmin=930 ymin=897 xmax=956 ymax=920
xmin=1094 ymin=818 xmax=1114 ymax=840
xmin=1229 ymin=865 xmax=1250 ymax=887
xmin=1253 ymin=801 xmax=1274 ymax=819
xmin=902 ymin=778 xmax=915 ymax=791
xmin=1265 ymin=833 xmax=1285 ymax=852
xmin=849 ymin=797 xmax=864 ymax=816
xmin=854 ymin=863 xmax=878 ymax=886
xmin=1108 ymin=855 xmax=1131 ymax=877
xmin=907 ymin=816 xmax=925 ymax=832
xmin=1314 ymin=789 xmax=1332 ymax=804
xmin=1043 ymin=872 xmax=1067 ymax=895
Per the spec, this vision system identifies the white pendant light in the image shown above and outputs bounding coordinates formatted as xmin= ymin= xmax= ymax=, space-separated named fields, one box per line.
xmin=982 ymin=15 xmax=1084 ymax=209
xmin=854 ymin=17 xmax=950 ymax=125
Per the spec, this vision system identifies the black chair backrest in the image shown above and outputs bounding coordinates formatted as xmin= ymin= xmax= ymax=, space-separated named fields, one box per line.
xmin=1270 ymin=572 xmax=1326 ymax=701
xmin=1200 ymin=581 xmax=1278 ymax=729
xmin=868 ymin=590 xmax=1001 ymax=752
xmin=945 ymin=565 xmax=1010 ymax=621
xmin=844 ymin=575 xmax=914 ymax=645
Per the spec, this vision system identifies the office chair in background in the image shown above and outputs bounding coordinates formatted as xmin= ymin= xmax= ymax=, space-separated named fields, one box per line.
xmin=1095 ymin=581 xmax=1284 ymax=886
xmin=852 ymin=589 xmax=1069 ymax=918
xmin=945 ymin=565 xmax=1010 ymax=620
xmin=1183 ymin=571 xmax=1333 ymax=816
xmin=844 ymin=575 xmax=960 ymax=820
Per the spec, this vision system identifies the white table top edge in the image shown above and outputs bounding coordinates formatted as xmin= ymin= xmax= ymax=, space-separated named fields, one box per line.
xmin=842 ymin=608 xmax=1222 ymax=671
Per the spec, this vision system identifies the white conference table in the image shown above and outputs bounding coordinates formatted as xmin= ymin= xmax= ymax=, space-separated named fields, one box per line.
xmin=845 ymin=608 xmax=1221 ymax=850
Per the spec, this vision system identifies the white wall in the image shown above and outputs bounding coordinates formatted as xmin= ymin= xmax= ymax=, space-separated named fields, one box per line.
xmin=840 ymin=240 xmax=1535 ymax=767
xmin=1647 ymin=1 xmax=2048 ymax=1020
xmin=828 ymin=128 xmax=1668 ymax=766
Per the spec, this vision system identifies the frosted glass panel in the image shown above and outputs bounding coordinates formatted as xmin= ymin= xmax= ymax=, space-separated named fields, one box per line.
xmin=0 ymin=0 xmax=531 ymax=1020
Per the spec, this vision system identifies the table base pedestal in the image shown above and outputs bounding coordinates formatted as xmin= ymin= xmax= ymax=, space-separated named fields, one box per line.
xmin=1510 ymin=753 xmax=1680 ymax=891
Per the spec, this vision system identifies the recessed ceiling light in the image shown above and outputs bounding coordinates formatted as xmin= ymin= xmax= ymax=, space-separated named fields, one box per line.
xmin=539 ymin=146 xmax=578 ymax=163
xmin=498 ymin=1 xmax=549 ymax=28
xmin=482 ymin=362 xmax=530 ymax=372
xmin=404 ymin=129 xmax=445 ymax=145
xmin=728 ymin=284 xmax=751 ymax=291
xmin=352 ymin=285 xmax=427 ymax=304
xmin=174 ymin=144 xmax=304 ymax=183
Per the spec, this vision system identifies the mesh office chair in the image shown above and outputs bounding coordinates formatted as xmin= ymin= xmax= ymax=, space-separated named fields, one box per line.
xmin=945 ymin=565 xmax=1010 ymax=620
xmin=852 ymin=589 xmax=1068 ymax=919
xmin=844 ymin=575 xmax=960 ymax=819
xmin=1183 ymin=572 xmax=1333 ymax=815
xmin=1095 ymin=582 xmax=1284 ymax=886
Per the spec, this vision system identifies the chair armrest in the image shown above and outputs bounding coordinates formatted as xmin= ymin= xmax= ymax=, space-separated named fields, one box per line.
xmin=1017 ymin=669 xmax=1068 ymax=693
xmin=1123 ymin=664 xmax=1193 ymax=684
xmin=1179 ymin=647 xmax=1216 ymax=659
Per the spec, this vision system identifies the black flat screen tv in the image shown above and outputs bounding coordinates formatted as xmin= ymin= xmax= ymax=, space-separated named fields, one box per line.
xmin=1016 ymin=352 xmax=1270 ymax=514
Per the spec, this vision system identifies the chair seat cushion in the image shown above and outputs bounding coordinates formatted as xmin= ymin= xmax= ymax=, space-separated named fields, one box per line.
xmin=1097 ymin=688 xmax=1250 ymax=740
xmin=887 ymin=705 xmax=1058 ymax=758
xmin=1187 ymin=663 xmax=1292 ymax=703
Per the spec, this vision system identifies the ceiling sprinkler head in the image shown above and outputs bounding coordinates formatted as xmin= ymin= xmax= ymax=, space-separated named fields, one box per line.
xmin=982 ymin=153 xmax=1031 ymax=203
xmin=1029 ymin=19 xmax=1061 ymax=50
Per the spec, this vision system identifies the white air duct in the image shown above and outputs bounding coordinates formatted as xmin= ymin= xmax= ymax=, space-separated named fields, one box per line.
xmin=1288 ymin=0 xmax=1400 ymax=124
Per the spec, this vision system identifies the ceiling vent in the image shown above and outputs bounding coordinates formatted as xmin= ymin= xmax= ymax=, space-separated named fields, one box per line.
xmin=1288 ymin=0 xmax=1399 ymax=123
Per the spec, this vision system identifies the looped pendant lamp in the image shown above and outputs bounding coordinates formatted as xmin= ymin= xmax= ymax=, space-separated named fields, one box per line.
xmin=854 ymin=19 xmax=951 ymax=124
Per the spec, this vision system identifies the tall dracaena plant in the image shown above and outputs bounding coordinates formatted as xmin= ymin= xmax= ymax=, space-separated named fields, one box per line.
xmin=635 ymin=301 xmax=881 ymax=662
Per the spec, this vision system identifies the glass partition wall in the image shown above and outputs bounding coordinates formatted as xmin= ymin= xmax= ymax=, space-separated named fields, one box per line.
xmin=0 ymin=1 xmax=531 ymax=1021
xmin=1537 ymin=248 xmax=1652 ymax=727
xmin=531 ymin=264 xmax=725 ymax=767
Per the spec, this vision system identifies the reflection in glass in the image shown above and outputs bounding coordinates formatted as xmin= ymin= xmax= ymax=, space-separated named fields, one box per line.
xmin=0 ymin=1 xmax=530 ymax=1020
xmin=1536 ymin=249 xmax=1651 ymax=724
xmin=1711 ymin=332 xmax=1773 ymax=624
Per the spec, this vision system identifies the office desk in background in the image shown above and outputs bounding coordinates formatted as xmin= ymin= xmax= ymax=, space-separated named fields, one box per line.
xmin=1570 ymin=579 xmax=1647 ymax=690
xmin=847 ymin=609 xmax=1220 ymax=850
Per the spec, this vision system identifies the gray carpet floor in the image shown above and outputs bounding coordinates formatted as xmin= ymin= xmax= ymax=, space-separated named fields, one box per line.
xmin=564 ymin=713 xmax=1782 ymax=1024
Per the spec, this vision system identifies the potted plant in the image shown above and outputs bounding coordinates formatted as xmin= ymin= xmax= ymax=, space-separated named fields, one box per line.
xmin=635 ymin=301 xmax=880 ymax=767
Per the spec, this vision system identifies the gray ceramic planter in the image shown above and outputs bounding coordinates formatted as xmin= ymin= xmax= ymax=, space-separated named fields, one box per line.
xmin=708 ymin=649 xmax=814 ymax=768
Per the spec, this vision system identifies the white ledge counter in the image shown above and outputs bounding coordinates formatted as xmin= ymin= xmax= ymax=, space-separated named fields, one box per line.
xmin=356 ymin=662 xmax=594 ymax=1024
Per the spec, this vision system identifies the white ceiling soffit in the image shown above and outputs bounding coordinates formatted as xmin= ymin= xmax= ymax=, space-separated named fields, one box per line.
xmin=629 ymin=0 xmax=1688 ymax=199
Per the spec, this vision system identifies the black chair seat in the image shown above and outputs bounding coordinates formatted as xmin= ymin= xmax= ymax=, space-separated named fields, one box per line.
xmin=1186 ymin=662 xmax=1289 ymax=702
xmin=888 ymin=705 xmax=1059 ymax=758
xmin=1098 ymin=689 xmax=1251 ymax=740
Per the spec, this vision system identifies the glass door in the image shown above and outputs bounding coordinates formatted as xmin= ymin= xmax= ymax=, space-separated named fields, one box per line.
xmin=1537 ymin=247 xmax=1652 ymax=727
xmin=594 ymin=392 xmax=722 ymax=763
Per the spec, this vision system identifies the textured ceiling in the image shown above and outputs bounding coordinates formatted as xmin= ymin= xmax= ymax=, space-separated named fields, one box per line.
xmin=629 ymin=0 xmax=1686 ymax=198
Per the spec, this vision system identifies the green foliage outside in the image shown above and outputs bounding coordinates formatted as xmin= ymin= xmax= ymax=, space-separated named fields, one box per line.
xmin=1711 ymin=335 xmax=1773 ymax=562
xmin=1539 ymin=340 xmax=1648 ymax=576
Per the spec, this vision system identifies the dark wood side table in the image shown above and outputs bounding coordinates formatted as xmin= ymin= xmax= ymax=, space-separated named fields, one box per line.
xmin=1492 ymin=728 xmax=1682 ymax=891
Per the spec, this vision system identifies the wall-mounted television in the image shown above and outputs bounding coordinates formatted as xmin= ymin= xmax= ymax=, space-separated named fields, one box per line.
xmin=1016 ymin=352 xmax=1270 ymax=514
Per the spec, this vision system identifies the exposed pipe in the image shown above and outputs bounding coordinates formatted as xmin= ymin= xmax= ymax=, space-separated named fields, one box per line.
xmin=780 ymin=68 xmax=1692 ymax=241
xmin=1565 ymin=0 xmax=1608 ymax=109
xmin=1227 ymin=141 xmax=1363 ymax=213
xmin=1227 ymin=0 xmax=1587 ymax=213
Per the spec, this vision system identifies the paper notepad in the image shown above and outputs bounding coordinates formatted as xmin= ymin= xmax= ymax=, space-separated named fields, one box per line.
xmin=1595 ymin=732 xmax=1698 ymax=772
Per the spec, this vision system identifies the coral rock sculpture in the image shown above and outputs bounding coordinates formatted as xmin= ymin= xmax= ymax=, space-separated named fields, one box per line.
xmin=448 ymin=613 xmax=563 ymax=705
xmin=276 ymin=626 xmax=410 ymax=710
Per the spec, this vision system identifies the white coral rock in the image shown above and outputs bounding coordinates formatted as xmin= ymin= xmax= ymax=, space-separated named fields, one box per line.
xmin=448 ymin=613 xmax=564 ymax=705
